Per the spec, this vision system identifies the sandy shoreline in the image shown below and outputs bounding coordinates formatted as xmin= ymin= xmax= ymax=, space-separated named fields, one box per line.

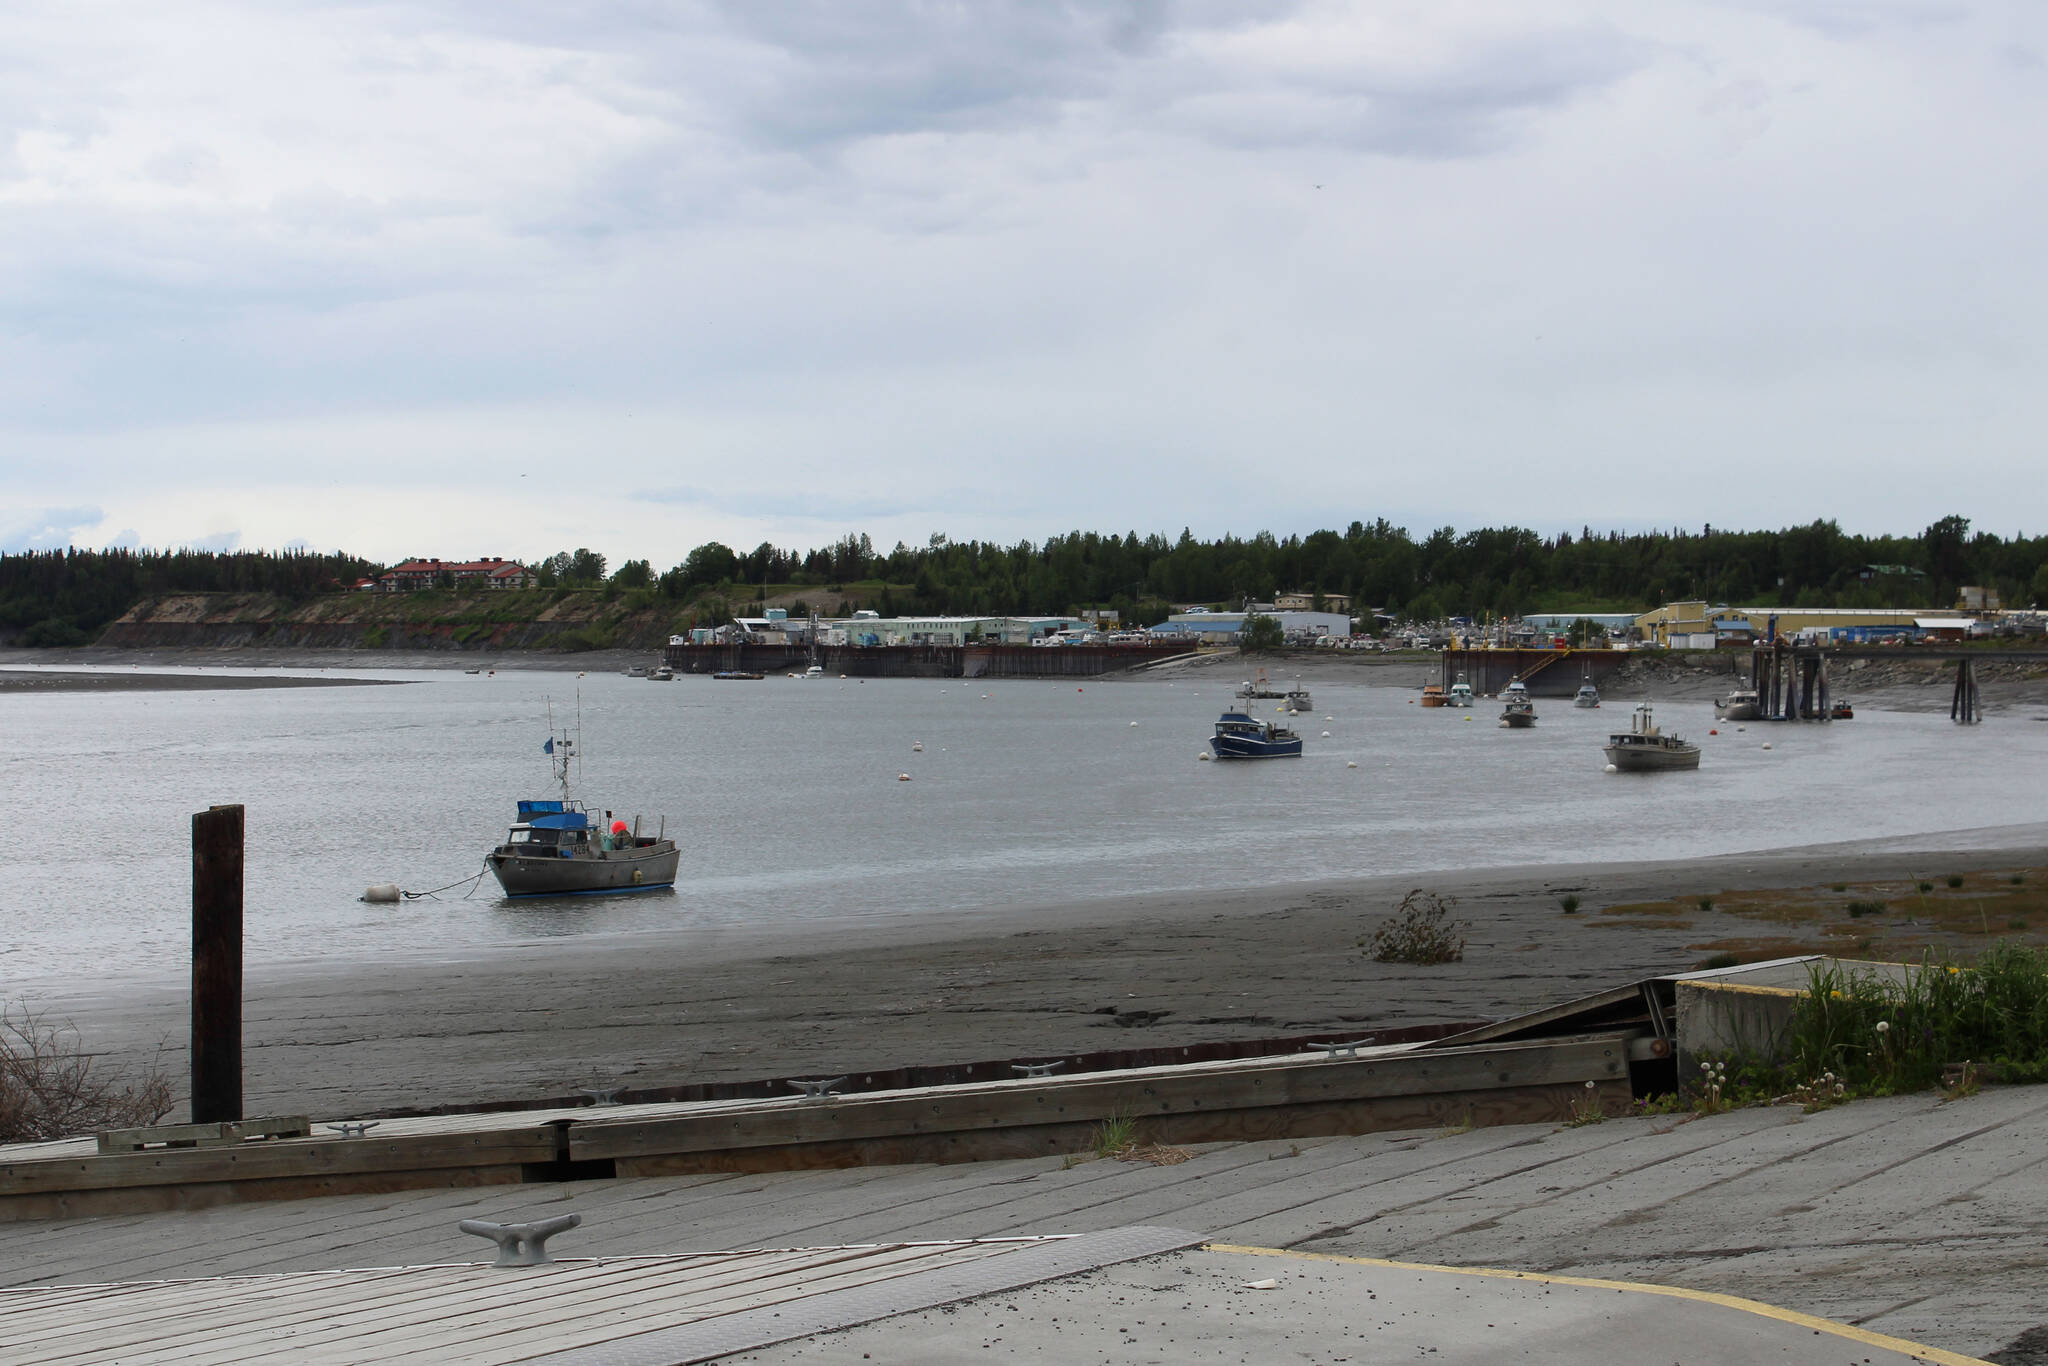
xmin=31 ymin=823 xmax=2047 ymax=1121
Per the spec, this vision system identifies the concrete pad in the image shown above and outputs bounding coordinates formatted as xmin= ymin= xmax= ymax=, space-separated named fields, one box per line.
xmin=730 ymin=1246 xmax=1990 ymax=1365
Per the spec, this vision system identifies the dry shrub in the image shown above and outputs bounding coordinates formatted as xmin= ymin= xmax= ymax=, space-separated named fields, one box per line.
xmin=1362 ymin=889 xmax=1467 ymax=965
xmin=0 ymin=1002 xmax=175 ymax=1143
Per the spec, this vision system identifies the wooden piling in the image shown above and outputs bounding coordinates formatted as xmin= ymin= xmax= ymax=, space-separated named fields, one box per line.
xmin=1951 ymin=657 xmax=1981 ymax=724
xmin=191 ymin=804 xmax=245 ymax=1124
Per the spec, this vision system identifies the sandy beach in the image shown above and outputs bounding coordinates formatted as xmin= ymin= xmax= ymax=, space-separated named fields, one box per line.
xmin=31 ymin=823 xmax=2047 ymax=1122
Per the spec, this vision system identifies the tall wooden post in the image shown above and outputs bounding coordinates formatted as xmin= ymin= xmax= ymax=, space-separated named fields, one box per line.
xmin=192 ymin=804 xmax=245 ymax=1124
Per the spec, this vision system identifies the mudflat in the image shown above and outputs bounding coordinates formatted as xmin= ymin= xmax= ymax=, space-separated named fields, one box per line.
xmin=32 ymin=824 xmax=2048 ymax=1120
xmin=0 ymin=669 xmax=408 ymax=693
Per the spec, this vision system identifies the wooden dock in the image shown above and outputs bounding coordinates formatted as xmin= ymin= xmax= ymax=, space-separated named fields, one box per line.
xmin=0 ymin=1228 xmax=1205 ymax=1365
xmin=0 ymin=1034 xmax=1629 ymax=1221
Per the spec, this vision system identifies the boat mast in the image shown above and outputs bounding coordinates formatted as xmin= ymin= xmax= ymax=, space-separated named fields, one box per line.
xmin=546 ymin=695 xmax=579 ymax=806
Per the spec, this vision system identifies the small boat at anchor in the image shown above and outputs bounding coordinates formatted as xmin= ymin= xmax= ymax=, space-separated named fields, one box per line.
xmin=1573 ymin=673 xmax=1601 ymax=709
xmin=1830 ymin=699 xmax=1854 ymax=719
xmin=1603 ymin=702 xmax=1700 ymax=772
xmin=486 ymin=718 xmax=680 ymax=898
xmin=1419 ymin=682 xmax=1449 ymax=708
xmin=712 ymin=670 xmax=765 ymax=681
xmin=1282 ymin=685 xmax=1314 ymax=713
xmin=1500 ymin=692 xmax=1537 ymax=728
xmin=1446 ymin=675 xmax=1475 ymax=708
xmin=1208 ymin=710 xmax=1304 ymax=759
xmin=1714 ymin=688 xmax=1761 ymax=721
xmin=1235 ymin=668 xmax=1285 ymax=701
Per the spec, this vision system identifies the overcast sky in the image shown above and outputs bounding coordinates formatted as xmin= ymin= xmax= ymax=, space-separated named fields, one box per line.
xmin=3 ymin=1 xmax=2045 ymax=566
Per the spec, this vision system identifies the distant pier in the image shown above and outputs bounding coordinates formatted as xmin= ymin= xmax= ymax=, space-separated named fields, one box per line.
xmin=1439 ymin=648 xmax=1630 ymax=697
xmin=663 ymin=641 xmax=1190 ymax=679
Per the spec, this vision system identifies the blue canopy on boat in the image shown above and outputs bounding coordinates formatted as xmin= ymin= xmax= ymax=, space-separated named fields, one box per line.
xmin=528 ymin=812 xmax=588 ymax=830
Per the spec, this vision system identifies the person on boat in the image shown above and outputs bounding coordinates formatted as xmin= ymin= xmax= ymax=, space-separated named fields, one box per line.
xmin=605 ymin=818 xmax=630 ymax=851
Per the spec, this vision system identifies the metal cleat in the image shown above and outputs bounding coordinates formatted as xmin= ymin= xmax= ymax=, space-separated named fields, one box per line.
xmin=325 ymin=1121 xmax=380 ymax=1138
xmin=1306 ymin=1039 xmax=1375 ymax=1059
xmin=579 ymin=1087 xmax=624 ymax=1106
xmin=459 ymin=1213 xmax=582 ymax=1267
xmin=1011 ymin=1061 xmax=1065 ymax=1078
xmin=787 ymin=1076 xmax=848 ymax=1101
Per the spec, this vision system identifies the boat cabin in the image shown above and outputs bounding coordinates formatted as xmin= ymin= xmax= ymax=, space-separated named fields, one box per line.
xmin=503 ymin=800 xmax=592 ymax=856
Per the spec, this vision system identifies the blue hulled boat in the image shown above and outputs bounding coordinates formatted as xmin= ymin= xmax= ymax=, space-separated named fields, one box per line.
xmin=1208 ymin=710 xmax=1304 ymax=760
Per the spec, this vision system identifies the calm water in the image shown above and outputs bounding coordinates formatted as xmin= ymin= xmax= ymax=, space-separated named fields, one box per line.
xmin=6 ymin=666 xmax=2046 ymax=985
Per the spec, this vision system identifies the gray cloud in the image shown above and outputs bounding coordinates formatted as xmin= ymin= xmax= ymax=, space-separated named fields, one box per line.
xmin=0 ymin=506 xmax=104 ymax=552
xmin=4 ymin=2 xmax=2048 ymax=561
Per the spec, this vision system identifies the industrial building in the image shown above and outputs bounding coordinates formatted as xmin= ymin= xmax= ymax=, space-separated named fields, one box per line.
xmin=1154 ymin=609 xmax=1351 ymax=641
xmin=1632 ymin=601 xmax=1977 ymax=648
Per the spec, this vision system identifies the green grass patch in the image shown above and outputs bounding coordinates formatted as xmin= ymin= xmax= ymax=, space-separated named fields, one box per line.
xmin=1783 ymin=947 xmax=2048 ymax=1093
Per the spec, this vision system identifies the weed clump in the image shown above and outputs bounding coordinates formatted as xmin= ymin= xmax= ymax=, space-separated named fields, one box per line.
xmin=1362 ymin=890 xmax=1467 ymax=965
xmin=1846 ymin=899 xmax=1886 ymax=918
xmin=1558 ymin=894 xmax=1580 ymax=914
xmin=1699 ymin=952 xmax=1741 ymax=970
xmin=0 ymin=1003 xmax=175 ymax=1143
xmin=1786 ymin=946 xmax=2048 ymax=1094
xmin=1698 ymin=897 xmax=1715 ymax=914
xmin=1946 ymin=875 xmax=1966 ymax=889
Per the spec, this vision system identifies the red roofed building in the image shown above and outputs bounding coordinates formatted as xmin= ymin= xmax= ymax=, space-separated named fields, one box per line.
xmin=378 ymin=557 xmax=534 ymax=591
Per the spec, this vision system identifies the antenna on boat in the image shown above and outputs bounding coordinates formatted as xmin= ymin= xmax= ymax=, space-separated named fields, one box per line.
xmin=544 ymin=694 xmax=580 ymax=805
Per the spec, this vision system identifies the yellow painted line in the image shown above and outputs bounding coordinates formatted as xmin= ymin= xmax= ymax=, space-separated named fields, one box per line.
xmin=1681 ymin=979 xmax=1804 ymax=998
xmin=1203 ymin=1243 xmax=1989 ymax=1366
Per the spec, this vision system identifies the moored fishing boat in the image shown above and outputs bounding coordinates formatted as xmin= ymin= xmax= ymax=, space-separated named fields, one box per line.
xmin=1573 ymin=672 xmax=1601 ymax=708
xmin=1208 ymin=710 xmax=1304 ymax=759
xmin=1602 ymin=702 xmax=1700 ymax=772
xmin=1282 ymin=684 xmax=1313 ymax=713
xmin=486 ymin=719 xmax=680 ymax=898
xmin=1419 ymin=682 xmax=1449 ymax=707
xmin=1446 ymin=674 xmax=1475 ymax=707
xmin=1500 ymin=693 xmax=1537 ymax=728
xmin=1714 ymin=688 xmax=1761 ymax=721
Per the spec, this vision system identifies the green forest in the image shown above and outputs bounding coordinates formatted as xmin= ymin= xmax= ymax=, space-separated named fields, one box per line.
xmin=3 ymin=516 xmax=2042 ymax=646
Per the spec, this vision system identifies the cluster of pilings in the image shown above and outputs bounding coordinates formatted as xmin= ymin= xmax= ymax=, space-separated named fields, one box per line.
xmin=1750 ymin=644 xmax=1832 ymax=721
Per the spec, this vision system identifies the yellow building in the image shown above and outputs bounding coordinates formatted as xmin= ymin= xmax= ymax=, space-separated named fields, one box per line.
xmin=1633 ymin=601 xmax=1935 ymax=647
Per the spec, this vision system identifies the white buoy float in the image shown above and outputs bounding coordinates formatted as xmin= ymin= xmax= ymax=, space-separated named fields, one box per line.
xmin=1346 ymin=761 xmax=1358 ymax=768
xmin=897 ymin=772 xmax=912 ymax=781
xmin=1320 ymin=730 xmax=1331 ymax=737
xmin=1129 ymin=721 xmax=1139 ymax=727
xmin=1605 ymin=764 xmax=1619 ymax=773
xmin=362 ymin=883 xmax=401 ymax=903
xmin=912 ymin=741 xmax=923 ymax=752
xmin=1761 ymin=742 xmax=1773 ymax=750
xmin=1197 ymin=751 xmax=1211 ymax=761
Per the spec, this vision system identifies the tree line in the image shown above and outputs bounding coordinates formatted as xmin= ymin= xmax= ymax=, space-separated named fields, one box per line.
xmin=3 ymin=517 xmax=2042 ymax=646
xmin=645 ymin=516 xmax=2044 ymax=625
xmin=0 ymin=548 xmax=379 ymax=647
